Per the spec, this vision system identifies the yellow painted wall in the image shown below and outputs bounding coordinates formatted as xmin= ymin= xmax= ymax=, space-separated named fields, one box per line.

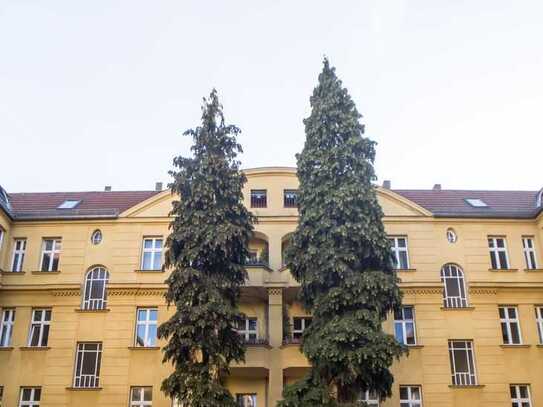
xmin=1 ymin=168 xmax=542 ymax=406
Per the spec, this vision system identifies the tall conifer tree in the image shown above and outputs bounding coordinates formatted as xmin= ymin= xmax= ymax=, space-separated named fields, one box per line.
xmin=158 ymin=90 xmax=254 ymax=407
xmin=279 ymin=59 xmax=406 ymax=406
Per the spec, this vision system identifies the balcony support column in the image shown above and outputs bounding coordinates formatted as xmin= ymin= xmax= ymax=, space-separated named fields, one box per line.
xmin=267 ymin=287 xmax=284 ymax=405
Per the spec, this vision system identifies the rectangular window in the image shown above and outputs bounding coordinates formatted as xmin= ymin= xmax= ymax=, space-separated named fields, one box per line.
xmin=283 ymin=189 xmax=298 ymax=208
xmin=141 ymin=237 xmax=163 ymax=270
xmin=400 ymin=386 xmax=422 ymax=407
xmin=236 ymin=394 xmax=256 ymax=407
xmin=28 ymin=309 xmax=51 ymax=347
xmin=522 ymin=237 xmax=538 ymax=270
xmin=536 ymin=306 xmax=543 ymax=344
xmin=448 ymin=340 xmax=477 ymax=386
xmin=0 ymin=309 xmax=15 ymax=347
xmin=237 ymin=318 xmax=258 ymax=343
xmin=292 ymin=317 xmax=312 ymax=340
xmin=390 ymin=237 xmax=409 ymax=269
xmin=130 ymin=387 xmax=152 ymax=407
xmin=11 ymin=239 xmax=27 ymax=272
xmin=19 ymin=387 xmax=41 ymax=407
xmin=0 ymin=385 xmax=3 ymax=406
xmin=510 ymin=384 xmax=532 ymax=407
xmin=73 ymin=342 xmax=102 ymax=388
xmin=359 ymin=390 xmax=379 ymax=406
xmin=40 ymin=238 xmax=61 ymax=272
xmin=488 ymin=237 xmax=509 ymax=269
xmin=135 ymin=308 xmax=158 ymax=347
xmin=499 ymin=306 xmax=522 ymax=345
xmin=250 ymin=190 xmax=267 ymax=208
xmin=394 ymin=306 xmax=417 ymax=345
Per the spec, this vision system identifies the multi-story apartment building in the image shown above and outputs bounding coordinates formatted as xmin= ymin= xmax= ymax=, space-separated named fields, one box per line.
xmin=0 ymin=167 xmax=542 ymax=407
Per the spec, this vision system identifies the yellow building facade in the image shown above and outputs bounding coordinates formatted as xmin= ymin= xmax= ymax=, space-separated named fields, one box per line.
xmin=0 ymin=167 xmax=542 ymax=407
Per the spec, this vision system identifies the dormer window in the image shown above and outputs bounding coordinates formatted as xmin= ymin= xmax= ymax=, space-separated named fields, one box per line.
xmin=465 ymin=198 xmax=488 ymax=208
xmin=57 ymin=200 xmax=80 ymax=209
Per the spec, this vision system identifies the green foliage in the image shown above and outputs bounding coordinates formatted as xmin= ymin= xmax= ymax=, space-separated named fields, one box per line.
xmin=158 ymin=89 xmax=254 ymax=407
xmin=280 ymin=59 xmax=406 ymax=406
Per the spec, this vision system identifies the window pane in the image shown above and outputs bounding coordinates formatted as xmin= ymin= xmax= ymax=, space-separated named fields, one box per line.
xmin=147 ymin=325 xmax=157 ymax=346
xmin=41 ymin=253 xmax=51 ymax=270
xmin=153 ymin=253 xmax=162 ymax=270
xmin=510 ymin=324 xmax=521 ymax=344
xmin=395 ymin=323 xmax=404 ymax=343
xmin=411 ymin=387 xmax=421 ymax=399
xmin=142 ymin=253 xmax=153 ymax=270
xmin=399 ymin=252 xmax=408 ymax=269
xmin=406 ymin=323 xmax=415 ymax=344
xmin=143 ymin=387 xmax=152 ymax=401
xmin=136 ymin=325 xmax=146 ymax=346
xmin=403 ymin=307 xmax=413 ymax=319
xmin=144 ymin=239 xmax=153 ymax=249
xmin=446 ymin=279 xmax=460 ymax=297
xmin=82 ymin=351 xmax=97 ymax=374
xmin=52 ymin=253 xmax=60 ymax=271
xmin=454 ymin=349 xmax=468 ymax=372
xmin=498 ymin=252 xmax=508 ymax=268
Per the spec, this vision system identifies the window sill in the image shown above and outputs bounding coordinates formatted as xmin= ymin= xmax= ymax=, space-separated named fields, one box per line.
xmin=31 ymin=270 xmax=61 ymax=274
xmin=524 ymin=268 xmax=543 ymax=272
xmin=0 ymin=271 xmax=26 ymax=275
xmin=66 ymin=387 xmax=103 ymax=391
xmin=449 ymin=385 xmax=485 ymax=389
xmin=488 ymin=268 xmax=518 ymax=272
xmin=440 ymin=306 xmax=475 ymax=311
xmin=128 ymin=346 xmax=160 ymax=350
xmin=20 ymin=346 xmax=50 ymax=351
xmin=536 ymin=344 xmax=543 ymax=348
xmin=75 ymin=308 xmax=110 ymax=313
xmin=407 ymin=344 xmax=424 ymax=349
xmin=500 ymin=344 xmax=531 ymax=348
xmin=134 ymin=269 xmax=164 ymax=273
xmin=396 ymin=268 xmax=417 ymax=272
xmin=0 ymin=346 xmax=14 ymax=351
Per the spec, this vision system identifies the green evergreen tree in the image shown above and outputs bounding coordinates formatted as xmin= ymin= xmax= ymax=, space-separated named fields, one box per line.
xmin=279 ymin=59 xmax=406 ymax=406
xmin=158 ymin=89 xmax=254 ymax=407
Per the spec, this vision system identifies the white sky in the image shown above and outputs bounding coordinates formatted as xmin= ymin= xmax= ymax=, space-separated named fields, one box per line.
xmin=1 ymin=0 xmax=542 ymax=193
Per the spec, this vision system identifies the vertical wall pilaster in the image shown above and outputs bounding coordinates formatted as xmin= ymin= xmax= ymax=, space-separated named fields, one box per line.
xmin=267 ymin=287 xmax=284 ymax=406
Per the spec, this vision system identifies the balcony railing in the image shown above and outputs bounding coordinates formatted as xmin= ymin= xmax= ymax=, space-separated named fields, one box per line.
xmin=242 ymin=337 xmax=269 ymax=346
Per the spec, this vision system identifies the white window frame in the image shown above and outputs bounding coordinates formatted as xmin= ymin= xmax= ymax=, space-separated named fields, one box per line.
xmin=440 ymin=264 xmax=468 ymax=308
xmin=522 ymin=237 xmax=538 ymax=270
xmin=292 ymin=317 xmax=312 ymax=340
xmin=11 ymin=238 xmax=27 ymax=272
xmin=448 ymin=340 xmax=478 ymax=386
xmin=236 ymin=393 xmax=257 ymax=407
xmin=40 ymin=238 xmax=61 ymax=272
xmin=91 ymin=230 xmax=103 ymax=245
xmin=488 ymin=237 xmax=510 ymax=270
xmin=130 ymin=386 xmax=153 ymax=407
xmin=82 ymin=267 xmax=109 ymax=310
xmin=135 ymin=308 xmax=158 ymax=347
xmin=536 ymin=306 xmax=543 ymax=344
xmin=511 ymin=384 xmax=532 ymax=407
xmin=0 ymin=309 xmax=15 ymax=347
xmin=499 ymin=306 xmax=523 ymax=345
xmin=28 ymin=309 xmax=51 ymax=347
xmin=73 ymin=342 xmax=102 ymax=388
xmin=359 ymin=390 xmax=379 ymax=406
xmin=0 ymin=228 xmax=4 ymax=251
xmin=390 ymin=236 xmax=410 ymax=269
xmin=18 ymin=387 xmax=41 ymax=407
xmin=399 ymin=386 xmax=422 ymax=407
xmin=394 ymin=306 xmax=417 ymax=346
xmin=237 ymin=318 xmax=258 ymax=342
xmin=141 ymin=237 xmax=163 ymax=270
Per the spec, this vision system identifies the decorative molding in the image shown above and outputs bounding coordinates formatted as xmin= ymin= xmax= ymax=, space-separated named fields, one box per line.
xmin=109 ymin=287 xmax=166 ymax=296
xmin=469 ymin=288 xmax=498 ymax=295
xmin=267 ymin=287 xmax=283 ymax=296
xmin=52 ymin=289 xmax=80 ymax=297
xmin=402 ymin=287 xmax=442 ymax=295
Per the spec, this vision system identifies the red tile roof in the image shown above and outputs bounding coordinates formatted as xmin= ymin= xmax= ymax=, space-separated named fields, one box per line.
xmin=393 ymin=189 xmax=541 ymax=218
xmin=7 ymin=191 xmax=160 ymax=219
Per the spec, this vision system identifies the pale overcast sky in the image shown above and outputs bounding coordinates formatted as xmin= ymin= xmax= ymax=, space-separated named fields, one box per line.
xmin=1 ymin=1 xmax=542 ymax=193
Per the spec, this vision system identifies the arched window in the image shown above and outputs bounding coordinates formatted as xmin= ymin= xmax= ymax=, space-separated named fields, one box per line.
xmin=83 ymin=267 xmax=109 ymax=310
xmin=440 ymin=264 xmax=468 ymax=308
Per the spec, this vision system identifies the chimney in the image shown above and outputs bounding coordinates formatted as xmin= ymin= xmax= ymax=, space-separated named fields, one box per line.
xmin=382 ymin=180 xmax=391 ymax=189
xmin=104 ymin=186 xmax=112 ymax=192
xmin=433 ymin=184 xmax=442 ymax=191
xmin=155 ymin=182 xmax=163 ymax=192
